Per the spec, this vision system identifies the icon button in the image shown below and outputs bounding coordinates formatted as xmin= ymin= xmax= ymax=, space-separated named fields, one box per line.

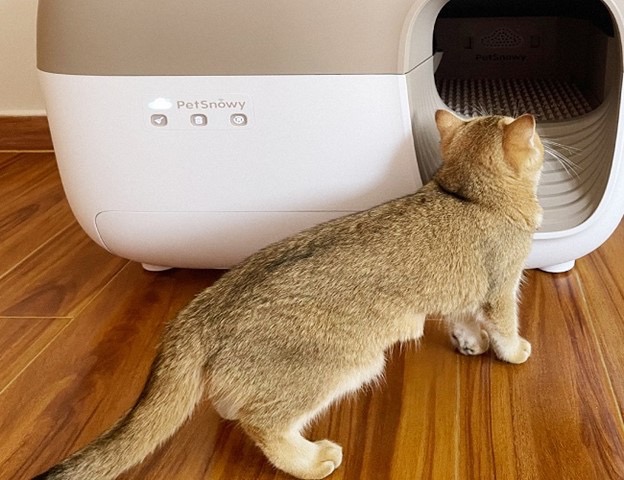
xmin=191 ymin=114 xmax=208 ymax=126
xmin=230 ymin=113 xmax=248 ymax=126
xmin=150 ymin=114 xmax=168 ymax=127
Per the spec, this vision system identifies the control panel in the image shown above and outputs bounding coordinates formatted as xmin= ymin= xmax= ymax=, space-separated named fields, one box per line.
xmin=146 ymin=95 xmax=252 ymax=130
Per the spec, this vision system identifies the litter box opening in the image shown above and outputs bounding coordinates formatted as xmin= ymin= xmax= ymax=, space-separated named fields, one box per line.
xmin=408 ymin=0 xmax=622 ymax=234
xmin=433 ymin=1 xmax=615 ymax=121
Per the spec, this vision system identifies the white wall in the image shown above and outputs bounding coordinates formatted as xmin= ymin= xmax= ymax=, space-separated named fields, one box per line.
xmin=0 ymin=0 xmax=46 ymax=115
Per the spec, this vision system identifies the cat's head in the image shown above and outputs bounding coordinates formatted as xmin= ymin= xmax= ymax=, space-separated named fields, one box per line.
xmin=433 ymin=109 xmax=544 ymax=229
xmin=434 ymin=109 xmax=544 ymax=191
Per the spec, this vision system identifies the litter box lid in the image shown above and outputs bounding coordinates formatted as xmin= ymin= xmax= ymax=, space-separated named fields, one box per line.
xmin=37 ymin=0 xmax=418 ymax=76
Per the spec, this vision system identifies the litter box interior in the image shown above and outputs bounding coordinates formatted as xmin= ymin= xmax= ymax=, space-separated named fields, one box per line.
xmin=413 ymin=0 xmax=622 ymax=233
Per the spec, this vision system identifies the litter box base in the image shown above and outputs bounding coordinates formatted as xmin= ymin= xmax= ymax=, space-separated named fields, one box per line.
xmin=539 ymin=260 xmax=576 ymax=274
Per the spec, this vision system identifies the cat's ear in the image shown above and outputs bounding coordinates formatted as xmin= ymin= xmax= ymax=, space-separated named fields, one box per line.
xmin=435 ymin=110 xmax=465 ymax=143
xmin=503 ymin=114 xmax=536 ymax=149
xmin=503 ymin=114 xmax=540 ymax=172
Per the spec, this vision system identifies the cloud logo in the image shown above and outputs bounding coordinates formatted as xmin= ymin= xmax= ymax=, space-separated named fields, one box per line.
xmin=148 ymin=98 xmax=173 ymax=110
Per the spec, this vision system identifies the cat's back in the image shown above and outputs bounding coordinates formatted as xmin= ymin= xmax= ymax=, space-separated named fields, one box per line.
xmin=211 ymin=182 xmax=514 ymax=309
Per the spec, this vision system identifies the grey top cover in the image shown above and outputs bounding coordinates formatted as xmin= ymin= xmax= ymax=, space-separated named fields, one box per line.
xmin=37 ymin=0 xmax=418 ymax=76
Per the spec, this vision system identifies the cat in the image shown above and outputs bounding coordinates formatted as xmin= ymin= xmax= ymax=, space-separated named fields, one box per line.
xmin=34 ymin=110 xmax=544 ymax=480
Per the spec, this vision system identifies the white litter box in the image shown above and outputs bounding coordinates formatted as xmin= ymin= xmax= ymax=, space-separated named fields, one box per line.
xmin=37 ymin=0 xmax=624 ymax=272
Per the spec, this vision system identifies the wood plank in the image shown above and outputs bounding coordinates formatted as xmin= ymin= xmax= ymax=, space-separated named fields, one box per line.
xmin=385 ymin=322 xmax=459 ymax=480
xmin=0 ymin=153 xmax=57 ymax=199
xmin=0 ymin=221 xmax=128 ymax=317
xmin=0 ymin=153 xmax=75 ymax=277
xmin=574 ymin=223 xmax=624 ymax=418
xmin=0 ymin=116 xmax=53 ymax=151
xmin=0 ymin=263 xmax=221 ymax=480
xmin=458 ymin=268 xmax=624 ymax=479
xmin=0 ymin=317 xmax=71 ymax=392
xmin=0 ymin=152 xmax=20 ymax=169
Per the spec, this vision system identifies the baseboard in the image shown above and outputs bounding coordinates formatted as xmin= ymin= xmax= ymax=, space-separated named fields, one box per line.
xmin=0 ymin=116 xmax=53 ymax=151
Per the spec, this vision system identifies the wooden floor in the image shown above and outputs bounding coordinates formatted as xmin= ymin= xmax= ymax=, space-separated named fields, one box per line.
xmin=1 ymin=150 xmax=624 ymax=480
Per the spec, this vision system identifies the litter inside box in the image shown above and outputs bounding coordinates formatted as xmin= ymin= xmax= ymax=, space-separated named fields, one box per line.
xmin=435 ymin=77 xmax=594 ymax=120
xmin=433 ymin=15 xmax=608 ymax=121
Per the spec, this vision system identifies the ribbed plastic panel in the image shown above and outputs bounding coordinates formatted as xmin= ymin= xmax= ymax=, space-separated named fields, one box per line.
xmin=436 ymin=78 xmax=594 ymax=121
xmin=535 ymin=94 xmax=616 ymax=232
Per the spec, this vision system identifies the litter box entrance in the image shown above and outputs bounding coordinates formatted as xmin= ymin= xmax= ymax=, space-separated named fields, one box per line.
xmin=433 ymin=1 xmax=614 ymax=121
xmin=407 ymin=0 xmax=622 ymax=234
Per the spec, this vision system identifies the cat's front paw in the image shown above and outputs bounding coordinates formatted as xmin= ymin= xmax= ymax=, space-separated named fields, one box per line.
xmin=450 ymin=324 xmax=490 ymax=356
xmin=495 ymin=336 xmax=532 ymax=364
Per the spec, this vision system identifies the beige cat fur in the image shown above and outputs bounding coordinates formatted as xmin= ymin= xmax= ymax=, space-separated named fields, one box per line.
xmin=35 ymin=110 xmax=544 ymax=480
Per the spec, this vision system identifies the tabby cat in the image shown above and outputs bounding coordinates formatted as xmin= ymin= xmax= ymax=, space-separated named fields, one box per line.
xmin=35 ymin=110 xmax=544 ymax=480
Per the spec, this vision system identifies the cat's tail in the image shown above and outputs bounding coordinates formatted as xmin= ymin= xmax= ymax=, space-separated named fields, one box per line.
xmin=33 ymin=315 xmax=208 ymax=480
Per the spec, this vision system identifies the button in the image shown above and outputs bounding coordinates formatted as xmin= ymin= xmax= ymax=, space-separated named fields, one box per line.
xmin=230 ymin=113 xmax=248 ymax=126
xmin=150 ymin=114 xmax=168 ymax=127
xmin=191 ymin=114 xmax=208 ymax=126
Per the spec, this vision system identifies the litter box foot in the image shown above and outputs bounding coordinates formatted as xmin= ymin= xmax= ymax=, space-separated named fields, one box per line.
xmin=141 ymin=263 xmax=173 ymax=272
xmin=540 ymin=260 xmax=575 ymax=274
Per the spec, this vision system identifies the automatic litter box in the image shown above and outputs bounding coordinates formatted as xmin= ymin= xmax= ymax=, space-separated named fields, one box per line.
xmin=37 ymin=0 xmax=624 ymax=272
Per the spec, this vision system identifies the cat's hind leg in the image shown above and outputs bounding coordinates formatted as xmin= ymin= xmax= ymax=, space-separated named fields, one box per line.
xmin=242 ymin=423 xmax=342 ymax=480
xmin=239 ymin=354 xmax=385 ymax=479
xmin=446 ymin=312 xmax=490 ymax=356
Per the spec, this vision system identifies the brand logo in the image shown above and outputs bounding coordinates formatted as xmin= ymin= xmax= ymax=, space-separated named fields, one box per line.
xmin=475 ymin=54 xmax=527 ymax=62
xmin=148 ymin=98 xmax=173 ymax=110
xmin=176 ymin=99 xmax=247 ymax=111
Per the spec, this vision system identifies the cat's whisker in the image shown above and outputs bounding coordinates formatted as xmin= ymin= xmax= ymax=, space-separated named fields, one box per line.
xmin=540 ymin=138 xmax=581 ymax=179
xmin=541 ymin=137 xmax=581 ymax=154
xmin=477 ymin=102 xmax=490 ymax=117
xmin=470 ymin=102 xmax=490 ymax=118
xmin=543 ymin=145 xmax=580 ymax=179
xmin=544 ymin=145 xmax=580 ymax=171
xmin=511 ymin=99 xmax=520 ymax=119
